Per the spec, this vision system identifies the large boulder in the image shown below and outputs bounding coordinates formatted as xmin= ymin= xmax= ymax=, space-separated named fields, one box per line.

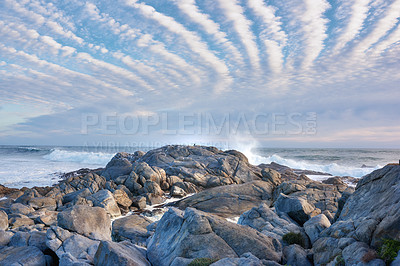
xmin=137 ymin=145 xmax=262 ymax=188
xmin=147 ymin=207 xmax=282 ymax=266
xmin=46 ymin=225 xmax=99 ymax=264
xmin=272 ymin=177 xmax=348 ymax=215
xmin=9 ymin=203 xmax=35 ymax=215
xmin=313 ymin=165 xmax=400 ymax=265
xmin=303 ymin=214 xmax=331 ymax=244
xmin=282 ymin=244 xmax=312 ymax=266
xmin=0 ymin=230 xmax=14 ymax=246
xmin=62 ymin=188 xmax=92 ymax=204
xmin=0 ymin=210 xmax=8 ymax=230
xmin=238 ymin=204 xmax=304 ymax=244
xmin=94 ymin=240 xmax=150 ymax=266
xmin=274 ymin=193 xmax=316 ymax=225
xmin=113 ymin=189 xmax=133 ymax=208
xmin=210 ymin=252 xmax=264 ymax=266
xmin=28 ymin=197 xmax=57 ymax=211
xmin=57 ymin=205 xmax=111 ymax=241
xmin=8 ymin=214 xmax=34 ymax=228
xmin=102 ymin=152 xmax=135 ymax=180
xmin=132 ymin=162 xmax=166 ymax=185
xmin=342 ymin=241 xmax=385 ymax=265
xmin=172 ymin=181 xmax=275 ymax=218
xmin=88 ymin=189 xmax=121 ymax=218
xmin=261 ymin=168 xmax=282 ymax=186
xmin=112 ymin=215 xmax=152 ymax=245
xmin=0 ymin=246 xmax=46 ymax=265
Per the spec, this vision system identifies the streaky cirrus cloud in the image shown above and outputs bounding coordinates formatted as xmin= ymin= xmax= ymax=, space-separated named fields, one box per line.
xmin=0 ymin=0 xmax=399 ymax=147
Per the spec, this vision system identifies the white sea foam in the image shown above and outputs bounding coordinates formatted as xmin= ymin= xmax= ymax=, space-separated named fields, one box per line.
xmin=244 ymin=152 xmax=378 ymax=178
xmin=43 ymin=149 xmax=114 ymax=165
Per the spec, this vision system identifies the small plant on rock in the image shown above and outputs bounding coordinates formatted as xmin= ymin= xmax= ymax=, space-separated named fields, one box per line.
xmin=335 ymin=254 xmax=345 ymax=266
xmin=188 ymin=258 xmax=219 ymax=266
xmin=378 ymin=238 xmax=400 ymax=264
xmin=282 ymin=232 xmax=305 ymax=248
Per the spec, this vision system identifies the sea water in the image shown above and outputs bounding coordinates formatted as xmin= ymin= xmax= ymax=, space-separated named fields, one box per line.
xmin=0 ymin=145 xmax=399 ymax=188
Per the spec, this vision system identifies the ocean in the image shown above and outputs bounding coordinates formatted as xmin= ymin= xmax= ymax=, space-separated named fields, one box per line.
xmin=0 ymin=145 xmax=399 ymax=188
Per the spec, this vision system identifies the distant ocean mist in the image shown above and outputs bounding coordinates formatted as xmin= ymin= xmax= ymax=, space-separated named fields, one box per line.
xmin=0 ymin=145 xmax=398 ymax=188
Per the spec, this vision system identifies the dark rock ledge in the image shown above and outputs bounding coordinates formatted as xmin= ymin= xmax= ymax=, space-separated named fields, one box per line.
xmin=0 ymin=145 xmax=398 ymax=265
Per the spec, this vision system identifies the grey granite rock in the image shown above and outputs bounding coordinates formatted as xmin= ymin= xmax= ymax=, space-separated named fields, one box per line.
xmin=238 ymin=203 xmax=303 ymax=244
xmin=0 ymin=246 xmax=46 ymax=266
xmin=87 ymin=189 xmax=121 ymax=218
xmin=274 ymin=193 xmax=315 ymax=225
xmin=112 ymin=214 xmax=151 ymax=245
xmin=147 ymin=207 xmax=282 ymax=266
xmin=172 ymin=181 xmax=275 ymax=218
xmin=283 ymin=244 xmax=312 ymax=266
xmin=94 ymin=240 xmax=150 ymax=266
xmin=0 ymin=210 xmax=8 ymax=231
xmin=313 ymin=165 xmax=400 ymax=265
xmin=303 ymin=214 xmax=331 ymax=244
xmin=57 ymin=205 xmax=111 ymax=241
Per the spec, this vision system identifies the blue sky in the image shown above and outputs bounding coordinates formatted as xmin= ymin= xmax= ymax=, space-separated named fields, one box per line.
xmin=0 ymin=0 xmax=399 ymax=148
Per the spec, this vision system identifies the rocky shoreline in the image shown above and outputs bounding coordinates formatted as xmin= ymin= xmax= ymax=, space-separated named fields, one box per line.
xmin=0 ymin=145 xmax=399 ymax=265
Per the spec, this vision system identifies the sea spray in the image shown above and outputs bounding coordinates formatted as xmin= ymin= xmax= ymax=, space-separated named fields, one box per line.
xmin=43 ymin=149 xmax=114 ymax=165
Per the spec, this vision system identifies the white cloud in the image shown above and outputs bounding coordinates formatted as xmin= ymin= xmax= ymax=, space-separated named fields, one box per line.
xmin=216 ymin=0 xmax=260 ymax=71
xmin=334 ymin=0 xmax=371 ymax=52
xmin=298 ymin=0 xmax=331 ymax=69
xmin=247 ymin=0 xmax=287 ymax=73
xmin=354 ymin=0 xmax=400 ymax=56
xmin=124 ymin=0 xmax=232 ymax=92
xmin=175 ymin=0 xmax=244 ymax=67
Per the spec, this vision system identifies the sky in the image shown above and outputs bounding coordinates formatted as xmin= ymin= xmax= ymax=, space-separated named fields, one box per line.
xmin=0 ymin=0 xmax=399 ymax=148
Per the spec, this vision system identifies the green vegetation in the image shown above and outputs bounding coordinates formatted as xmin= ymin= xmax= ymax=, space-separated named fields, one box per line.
xmin=335 ymin=254 xmax=345 ymax=266
xmin=188 ymin=258 xmax=219 ymax=266
xmin=378 ymin=238 xmax=400 ymax=264
xmin=282 ymin=232 xmax=306 ymax=248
